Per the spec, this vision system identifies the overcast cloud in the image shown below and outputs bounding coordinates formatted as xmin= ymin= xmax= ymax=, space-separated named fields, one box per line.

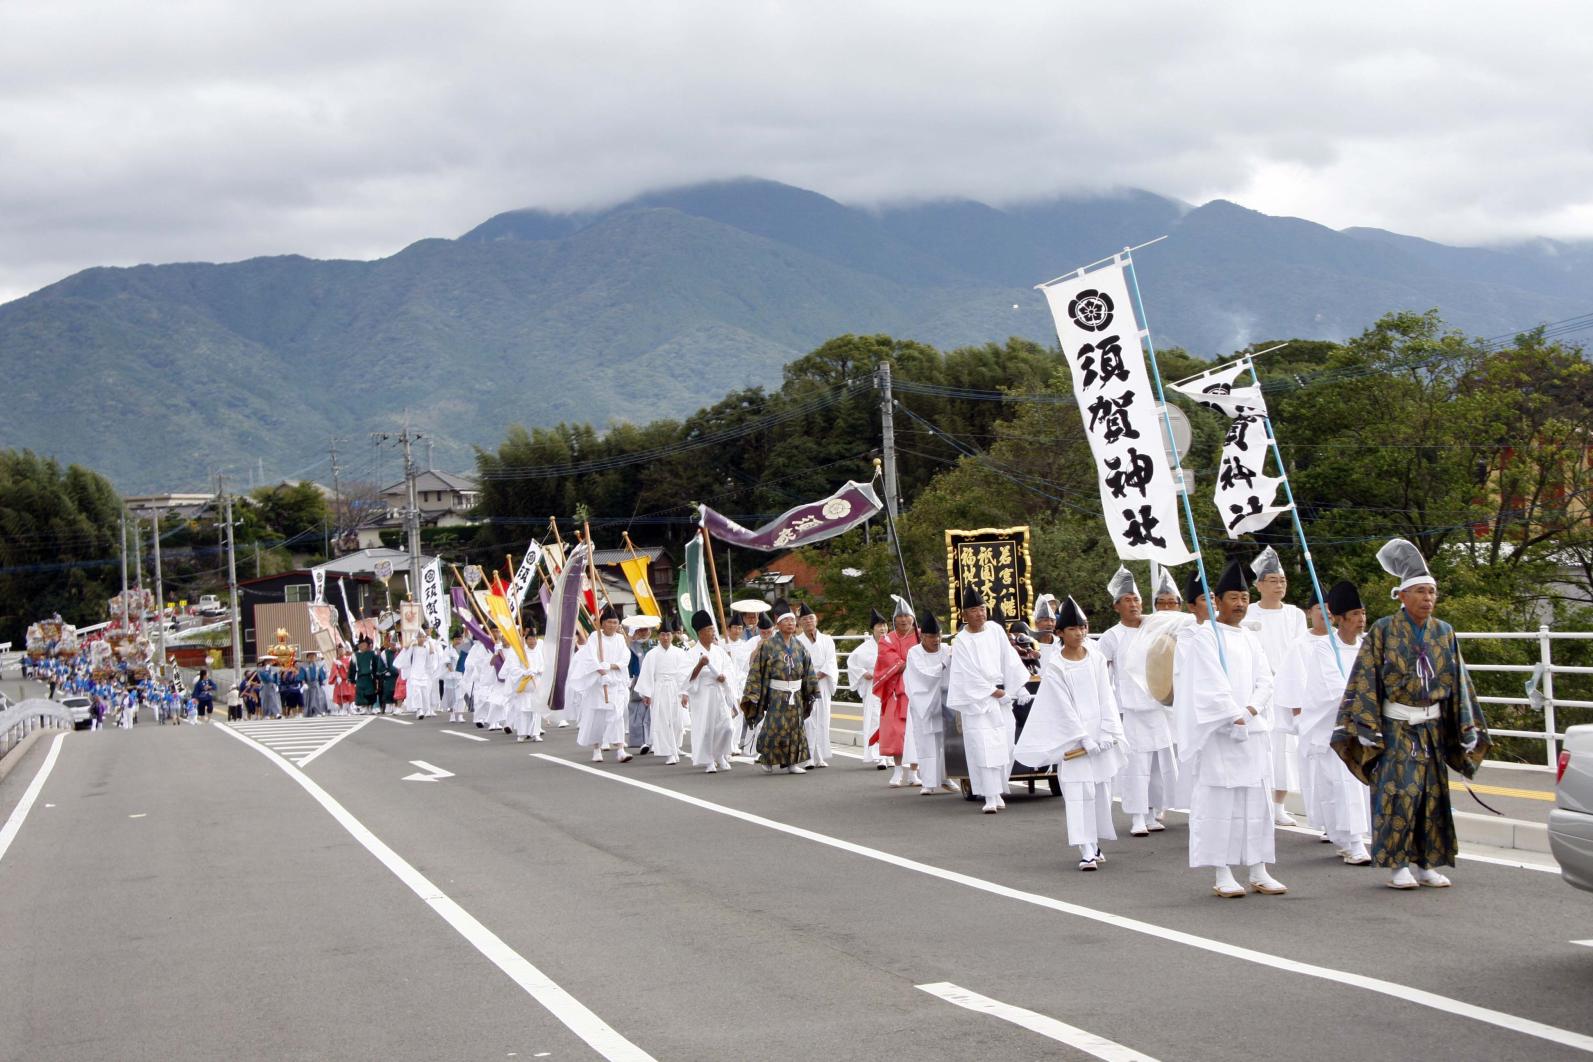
xmin=2 ymin=0 xmax=1590 ymax=303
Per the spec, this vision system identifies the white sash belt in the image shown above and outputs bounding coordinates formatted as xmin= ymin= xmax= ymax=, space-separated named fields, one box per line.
xmin=1382 ymin=700 xmax=1439 ymax=724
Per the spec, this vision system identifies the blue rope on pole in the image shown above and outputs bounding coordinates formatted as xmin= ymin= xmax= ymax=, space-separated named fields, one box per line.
xmin=1245 ymin=355 xmax=1344 ymax=676
xmin=1123 ymin=248 xmax=1227 ymax=672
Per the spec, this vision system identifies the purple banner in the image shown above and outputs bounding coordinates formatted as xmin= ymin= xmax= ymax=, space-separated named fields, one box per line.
xmin=699 ymin=479 xmax=883 ymax=551
xmin=544 ymin=543 xmax=588 ymax=714
xmin=451 ymin=587 xmax=494 ymax=650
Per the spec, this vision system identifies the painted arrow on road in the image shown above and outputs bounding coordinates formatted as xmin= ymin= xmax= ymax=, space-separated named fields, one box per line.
xmin=402 ymin=760 xmax=456 ymax=782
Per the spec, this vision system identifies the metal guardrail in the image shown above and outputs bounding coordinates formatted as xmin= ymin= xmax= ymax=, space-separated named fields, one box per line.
xmin=0 ymin=699 xmax=74 ymax=760
xmin=1458 ymin=625 xmax=1593 ymax=768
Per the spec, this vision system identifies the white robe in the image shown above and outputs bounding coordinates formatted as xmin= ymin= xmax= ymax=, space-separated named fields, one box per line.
xmin=1096 ymin=621 xmax=1178 ymax=816
xmin=1246 ymin=602 xmax=1305 ymax=794
xmin=570 ymin=632 xmax=632 ymax=748
xmin=502 ymin=640 xmax=546 ymax=740
xmin=725 ymin=636 xmax=762 ymax=751
xmin=1276 ymin=630 xmax=1369 ymax=849
xmin=947 ymin=624 xmax=1030 ymax=799
xmin=1014 ymin=646 xmax=1126 ymax=850
xmin=847 ymin=637 xmax=883 ymax=763
xmin=685 ymin=641 xmax=737 ymax=766
xmin=464 ymin=642 xmax=495 ymax=725
xmin=395 ymin=640 xmax=444 ymax=718
xmin=1174 ymin=621 xmax=1276 ymax=867
xmin=636 ymin=643 xmax=691 ymax=758
xmin=800 ymin=630 xmax=839 ymax=766
xmin=905 ymin=643 xmax=951 ymax=788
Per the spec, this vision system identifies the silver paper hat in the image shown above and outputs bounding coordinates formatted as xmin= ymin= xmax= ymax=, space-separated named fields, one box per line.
xmin=1106 ymin=566 xmax=1139 ymax=602
xmin=1250 ymin=546 xmax=1283 ymax=580
xmin=1377 ymin=538 xmax=1435 ymax=598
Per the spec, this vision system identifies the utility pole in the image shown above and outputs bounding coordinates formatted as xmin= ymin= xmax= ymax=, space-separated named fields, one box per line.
xmin=877 ymin=362 xmax=902 ymax=539
xmin=151 ymin=508 xmax=166 ymax=679
xmin=132 ymin=516 xmax=143 ymax=590
xmin=119 ymin=509 xmax=129 ymax=622
xmin=329 ymin=436 xmax=343 ymax=552
xmin=223 ymin=484 xmax=242 ymax=681
xmin=374 ymin=419 xmax=425 ymax=605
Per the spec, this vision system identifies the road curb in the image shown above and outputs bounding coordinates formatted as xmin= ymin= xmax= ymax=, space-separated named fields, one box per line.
xmin=0 ymin=727 xmax=60 ymax=785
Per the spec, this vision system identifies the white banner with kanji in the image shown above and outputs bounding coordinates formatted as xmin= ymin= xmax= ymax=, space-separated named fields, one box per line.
xmin=1171 ymin=361 xmax=1291 ymax=536
xmin=1041 ymin=258 xmax=1194 ymax=564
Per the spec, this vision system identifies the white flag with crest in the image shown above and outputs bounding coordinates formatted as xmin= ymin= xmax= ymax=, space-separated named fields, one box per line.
xmin=1171 ymin=361 xmax=1291 ymax=536
xmin=1041 ymin=257 xmax=1194 ymax=565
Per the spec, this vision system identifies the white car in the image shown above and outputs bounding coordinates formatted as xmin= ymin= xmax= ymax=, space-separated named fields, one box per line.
xmin=1550 ymin=725 xmax=1593 ymax=894
xmin=58 ymin=695 xmax=94 ymax=729
xmin=195 ymin=595 xmax=227 ymax=616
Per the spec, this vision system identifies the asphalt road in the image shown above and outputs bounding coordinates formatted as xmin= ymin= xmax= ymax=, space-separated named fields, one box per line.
xmin=2 ymin=713 xmax=1591 ymax=1062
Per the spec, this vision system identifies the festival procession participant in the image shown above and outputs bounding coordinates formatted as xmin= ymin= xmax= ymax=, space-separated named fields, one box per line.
xmin=258 ymin=657 xmax=283 ymax=720
xmin=740 ymin=599 xmax=818 ymax=775
xmin=1015 ymin=596 xmax=1127 ymax=870
xmin=481 ymin=635 xmax=515 ymax=734
xmin=905 ymin=609 xmax=957 ymax=795
xmin=300 ymin=651 xmax=329 ymax=718
xmin=1030 ymin=594 xmax=1061 ymax=664
xmin=1152 ymin=568 xmax=1183 ymax=613
xmin=636 ymin=617 xmax=690 ymax=763
xmin=1096 ymin=566 xmax=1176 ymax=836
xmin=1332 ymin=539 xmax=1490 ymax=890
xmin=797 ymin=603 xmax=839 ymax=769
xmin=685 ymin=611 xmax=737 ymax=773
xmin=571 ymin=604 xmax=635 ymax=763
xmin=1276 ymin=582 xmax=1372 ymax=864
xmin=730 ymin=611 xmax=773 ymax=751
xmin=1174 ymin=560 xmax=1286 ymax=899
xmin=502 ymin=623 xmax=546 ymax=743
xmin=394 ymin=630 xmax=438 ymax=719
xmin=947 ymin=586 xmax=1031 ymax=814
xmin=624 ymin=617 xmax=658 ymax=753
xmin=192 ymin=668 xmax=217 ymax=724
xmin=278 ymin=657 xmax=304 ymax=719
xmin=441 ymin=631 xmax=466 ymax=723
xmin=350 ymin=636 xmax=384 ymax=716
xmin=331 ymin=646 xmax=355 ymax=715
xmin=465 ymin=630 xmax=496 ymax=727
xmin=847 ymin=608 xmax=887 ymax=768
xmin=378 ymin=631 xmax=401 ymax=714
xmin=874 ymin=595 xmax=921 ymax=788
xmin=1244 ymin=546 xmax=1307 ymax=826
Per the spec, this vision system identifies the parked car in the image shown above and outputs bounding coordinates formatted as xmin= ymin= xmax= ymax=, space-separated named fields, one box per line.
xmin=1550 ymin=724 xmax=1593 ymax=893
xmin=58 ymin=695 xmax=94 ymax=730
xmin=196 ymin=595 xmax=226 ymax=617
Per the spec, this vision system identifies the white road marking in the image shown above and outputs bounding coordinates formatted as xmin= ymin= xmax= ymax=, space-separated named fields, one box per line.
xmin=128 ymin=813 xmax=147 ymax=819
xmin=533 ymin=753 xmax=1593 ymax=1055
xmin=217 ymin=723 xmax=654 ymax=1061
xmin=225 ymin=717 xmax=373 ymax=767
xmin=1574 ymin=940 xmax=1593 ymax=948
xmin=0 ymin=733 xmax=65 ymax=866
xmin=917 ymin=982 xmax=1156 ymax=1060
xmin=377 ymin=716 xmax=415 ymax=725
xmin=442 ymin=729 xmax=490 ymax=743
xmin=403 ymin=760 xmax=456 ymax=782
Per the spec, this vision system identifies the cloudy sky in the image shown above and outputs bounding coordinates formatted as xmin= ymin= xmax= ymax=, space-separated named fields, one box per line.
xmin=2 ymin=0 xmax=1589 ymax=303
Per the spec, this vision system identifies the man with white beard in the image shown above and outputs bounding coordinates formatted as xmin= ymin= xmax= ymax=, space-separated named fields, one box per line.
xmin=636 ymin=618 xmax=691 ymax=763
xmin=905 ymin=610 xmax=957 ymax=796
xmin=1095 ymin=566 xmax=1177 ymax=837
xmin=1175 ymin=560 xmax=1286 ymax=899
xmin=1277 ymin=581 xmax=1372 ymax=864
xmin=1245 ymin=546 xmax=1307 ymax=825
xmin=797 ymin=602 xmax=839 ymax=769
xmin=847 ymin=609 xmax=887 ymax=768
xmin=503 ymin=627 xmax=546 ymax=743
xmin=947 ymin=586 xmax=1030 ymax=814
xmin=1014 ymin=596 xmax=1127 ymax=870
xmin=571 ymin=604 xmax=635 ymax=763
xmin=684 ymin=611 xmax=737 ymax=773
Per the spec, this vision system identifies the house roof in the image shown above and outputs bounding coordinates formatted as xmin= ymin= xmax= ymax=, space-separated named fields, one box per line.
xmin=311 ymin=547 xmax=440 ymax=576
xmin=379 ymin=469 xmax=479 ymax=496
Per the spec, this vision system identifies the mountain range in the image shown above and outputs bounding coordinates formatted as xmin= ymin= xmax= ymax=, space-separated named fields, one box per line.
xmin=6 ymin=177 xmax=1590 ymax=491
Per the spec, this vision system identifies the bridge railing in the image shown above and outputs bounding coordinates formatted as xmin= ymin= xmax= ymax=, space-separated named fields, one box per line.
xmin=1456 ymin=626 xmax=1593 ymax=768
xmin=0 ymin=700 xmax=74 ymax=761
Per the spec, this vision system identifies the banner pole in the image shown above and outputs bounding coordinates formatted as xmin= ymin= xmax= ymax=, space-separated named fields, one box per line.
xmin=1122 ymin=247 xmax=1227 ymax=671
xmin=873 ymin=458 xmax=914 ymax=612
xmin=699 ymin=524 xmax=730 ymax=636
xmin=1245 ymin=355 xmax=1343 ymax=676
